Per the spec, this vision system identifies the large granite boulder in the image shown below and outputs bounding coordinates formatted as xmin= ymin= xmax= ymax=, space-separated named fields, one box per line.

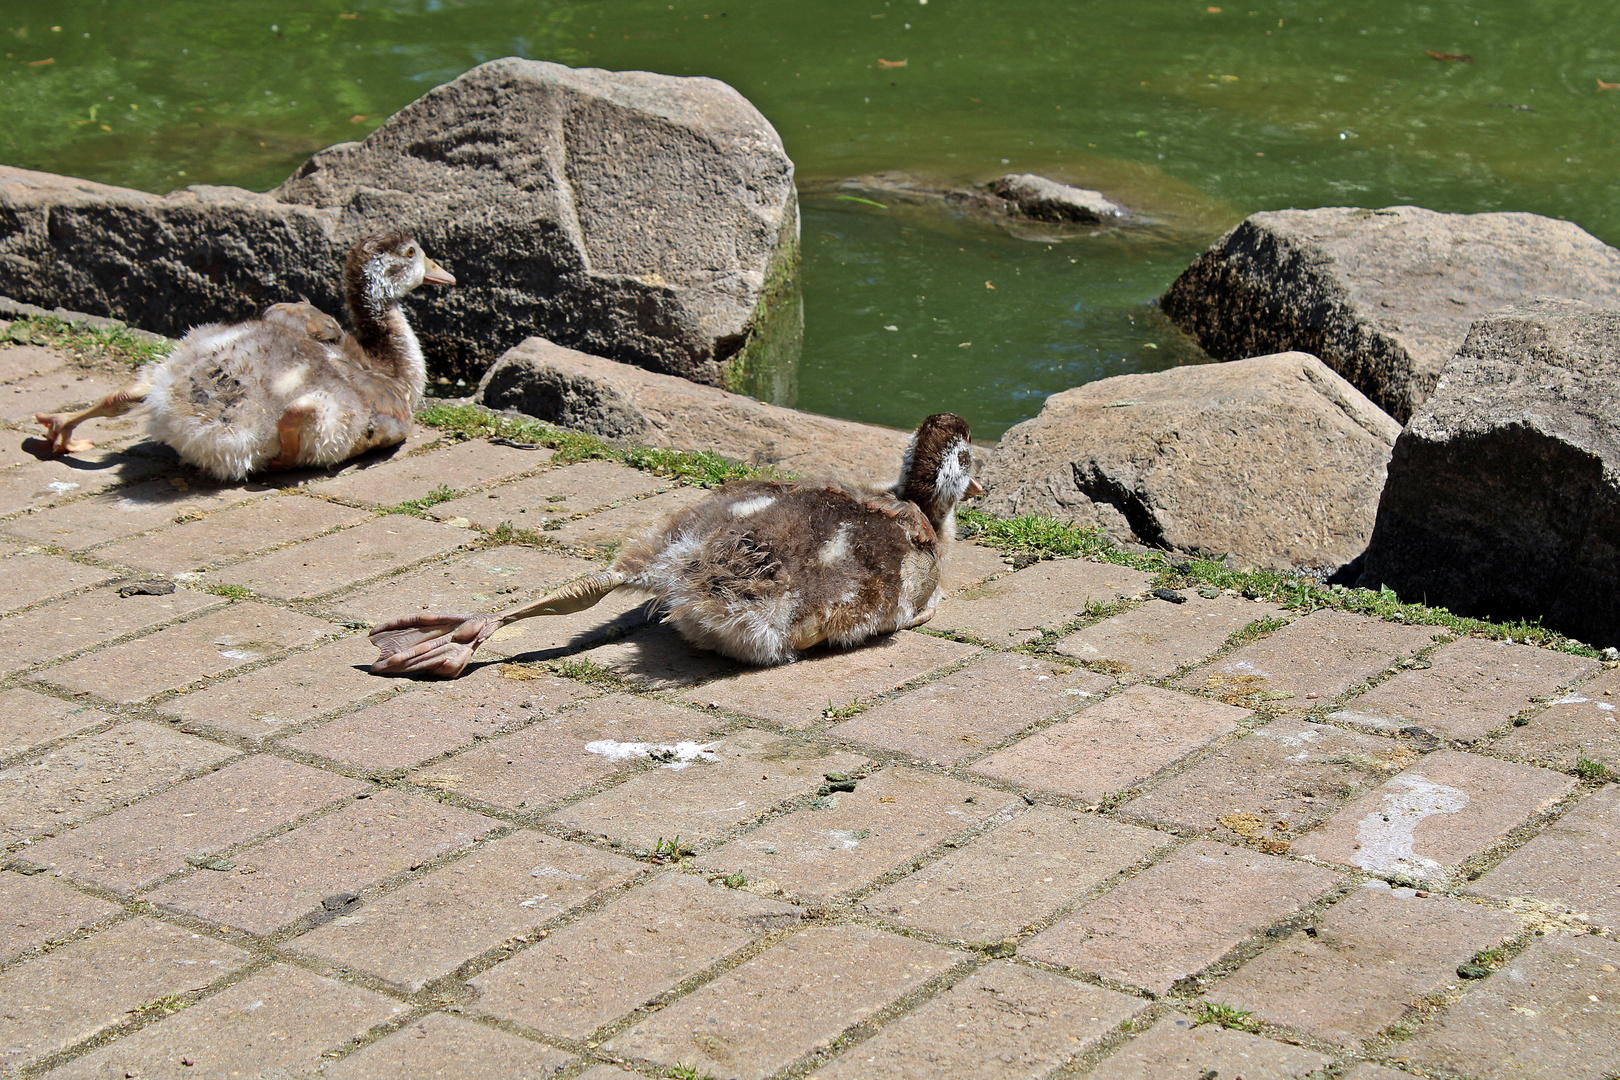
xmin=1160 ymin=207 xmax=1620 ymax=423
xmin=0 ymin=58 xmax=799 ymax=390
xmin=977 ymin=352 xmax=1401 ymax=571
xmin=478 ymin=337 xmax=910 ymax=481
xmin=1357 ymin=297 xmax=1620 ymax=647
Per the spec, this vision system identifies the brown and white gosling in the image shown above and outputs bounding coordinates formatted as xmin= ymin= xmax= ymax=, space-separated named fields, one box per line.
xmin=35 ymin=232 xmax=453 ymax=480
xmin=369 ymin=412 xmax=983 ymax=676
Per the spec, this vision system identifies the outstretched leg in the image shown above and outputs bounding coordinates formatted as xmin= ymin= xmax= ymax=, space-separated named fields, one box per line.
xmin=35 ymin=384 xmax=148 ymax=455
xmin=370 ymin=570 xmax=629 ymax=677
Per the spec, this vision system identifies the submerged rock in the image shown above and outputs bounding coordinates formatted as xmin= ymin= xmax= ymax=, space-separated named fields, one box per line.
xmin=0 ymin=58 xmax=800 ymax=389
xmin=984 ymin=174 xmax=1126 ymax=224
xmin=977 ymin=352 xmax=1400 ymax=572
xmin=1159 ymin=206 xmax=1620 ymax=423
xmin=1358 ymin=297 xmax=1620 ymax=648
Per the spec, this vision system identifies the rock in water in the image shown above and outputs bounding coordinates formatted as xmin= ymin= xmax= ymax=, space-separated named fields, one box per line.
xmin=1358 ymin=297 xmax=1620 ymax=648
xmin=1159 ymin=206 xmax=1620 ymax=423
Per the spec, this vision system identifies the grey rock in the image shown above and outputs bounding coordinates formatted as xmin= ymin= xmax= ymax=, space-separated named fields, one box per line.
xmin=477 ymin=337 xmax=912 ymax=481
xmin=0 ymin=58 xmax=799 ymax=390
xmin=985 ymin=174 xmax=1126 ymax=223
xmin=1357 ymin=297 xmax=1620 ymax=648
xmin=1159 ymin=206 xmax=1620 ymax=423
xmin=977 ymin=352 xmax=1401 ymax=571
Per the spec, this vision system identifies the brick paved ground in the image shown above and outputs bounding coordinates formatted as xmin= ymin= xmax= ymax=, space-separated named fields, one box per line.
xmin=2 ymin=338 xmax=1618 ymax=1080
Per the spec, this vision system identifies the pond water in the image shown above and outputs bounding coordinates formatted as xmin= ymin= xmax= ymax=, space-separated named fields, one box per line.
xmin=4 ymin=0 xmax=1617 ymax=437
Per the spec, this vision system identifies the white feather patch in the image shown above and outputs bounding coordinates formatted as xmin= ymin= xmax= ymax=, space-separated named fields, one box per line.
xmin=729 ymin=494 xmax=776 ymax=518
xmin=817 ymin=522 xmax=854 ymax=565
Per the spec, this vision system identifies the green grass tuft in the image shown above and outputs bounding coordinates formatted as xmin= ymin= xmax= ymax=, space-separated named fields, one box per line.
xmin=2 ymin=314 xmax=170 ymax=368
xmin=1192 ymin=1000 xmax=1259 ymax=1032
xmin=205 ymin=584 xmax=252 ymax=601
xmin=960 ymin=509 xmax=1600 ymax=657
xmin=416 ymin=402 xmax=788 ymax=487
xmin=1575 ymin=756 xmax=1617 ymax=782
xmin=381 ymin=483 xmax=458 ymax=517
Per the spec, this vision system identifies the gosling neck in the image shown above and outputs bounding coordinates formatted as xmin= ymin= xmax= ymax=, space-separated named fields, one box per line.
xmin=347 ymin=282 xmax=427 ymax=408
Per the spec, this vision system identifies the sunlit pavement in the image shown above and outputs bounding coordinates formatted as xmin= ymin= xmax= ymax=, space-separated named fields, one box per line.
xmin=2 ymin=336 xmax=1616 ymax=1080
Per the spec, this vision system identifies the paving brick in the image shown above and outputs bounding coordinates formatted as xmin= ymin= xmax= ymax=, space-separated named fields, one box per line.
xmin=1338 ymin=638 xmax=1600 ymax=742
xmin=470 ymin=872 xmax=803 ymax=1039
xmin=1083 ymin=1013 xmax=1332 ymax=1080
xmin=424 ymin=458 xmax=670 ymax=530
xmin=857 ymin=808 xmax=1174 ymax=942
xmin=545 ymin=485 xmax=711 ymax=552
xmin=971 ymin=685 xmax=1248 ymax=803
xmin=1117 ymin=717 xmax=1416 ymax=843
xmin=322 ymin=1011 xmax=575 ymax=1080
xmin=1178 ymin=609 xmax=1438 ymax=709
xmin=1491 ymin=667 xmax=1620 ymax=771
xmin=52 ymin=963 xmax=405 ymax=1080
xmin=1023 ymin=841 xmax=1341 ymax=994
xmin=1340 ymin=1067 xmax=1426 ymax=1080
xmin=698 ymin=767 xmax=1018 ymax=901
xmin=1056 ymin=593 xmax=1279 ymax=680
xmin=1470 ymin=783 xmax=1620 ymax=926
xmin=308 ymin=437 xmax=552 ymax=507
xmin=575 ymin=620 xmax=741 ymax=691
xmin=943 ymin=539 xmax=1010 ymax=592
xmin=0 ymin=367 xmax=124 ymax=430
xmin=39 ymin=601 xmax=334 ymax=703
xmin=0 ymin=871 xmax=121 ymax=961
xmin=1397 ymin=933 xmax=1620 ymax=1080
xmin=1290 ymin=750 xmax=1577 ymax=886
xmin=604 ymin=923 xmax=964 ymax=1077
xmin=0 ymin=916 xmax=251 ymax=1073
xmin=25 ymin=755 xmax=365 ymax=892
xmin=145 ymin=789 xmax=494 ymax=934
xmin=550 ymin=728 xmax=872 ymax=853
xmin=927 ymin=558 xmax=1154 ymax=646
xmin=0 ymin=720 xmax=235 ymax=843
xmin=289 ymin=831 xmax=644 ymax=991
xmin=158 ymin=633 xmax=388 ymax=738
xmin=93 ymin=492 xmax=368 ymax=574
xmin=809 ymin=962 xmax=1144 ymax=1080
xmin=1208 ymin=881 xmax=1520 ymax=1045
xmin=327 ymin=542 xmax=606 ymax=638
xmin=0 ymin=550 xmax=118 ymax=613
xmin=0 ymin=433 xmax=45 ymax=470
xmin=0 ymin=474 xmax=270 ymax=551
xmin=0 ymin=687 xmax=112 ymax=759
xmin=410 ymin=693 xmax=715 ymax=813
xmin=0 ymin=447 xmax=164 ymax=517
xmin=827 ymin=653 xmax=1115 ymax=765
xmin=0 ymin=583 xmax=222 ymax=677
xmin=0 ymin=342 xmax=68 ymax=382
xmin=674 ymin=630 xmax=981 ymax=729
xmin=281 ymin=665 xmax=598 ymax=773
xmin=201 ymin=514 xmax=473 ymax=600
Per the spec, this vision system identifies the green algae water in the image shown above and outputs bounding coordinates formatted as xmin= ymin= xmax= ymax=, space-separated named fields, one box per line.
xmin=3 ymin=1 xmax=1618 ymax=437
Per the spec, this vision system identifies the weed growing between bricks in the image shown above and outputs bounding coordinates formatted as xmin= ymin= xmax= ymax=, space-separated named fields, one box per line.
xmin=958 ymin=508 xmax=1603 ymax=658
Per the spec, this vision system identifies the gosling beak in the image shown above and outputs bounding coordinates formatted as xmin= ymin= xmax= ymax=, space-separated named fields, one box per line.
xmin=966 ymin=477 xmax=984 ymax=498
xmin=422 ymin=259 xmax=456 ymax=287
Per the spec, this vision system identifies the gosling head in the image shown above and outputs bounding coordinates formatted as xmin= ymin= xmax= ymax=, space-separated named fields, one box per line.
xmin=897 ymin=412 xmax=983 ymax=531
xmin=349 ymin=232 xmax=455 ymax=309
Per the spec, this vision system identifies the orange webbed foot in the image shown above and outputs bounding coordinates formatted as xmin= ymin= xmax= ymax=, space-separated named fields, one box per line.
xmin=34 ymin=412 xmax=94 ymax=454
